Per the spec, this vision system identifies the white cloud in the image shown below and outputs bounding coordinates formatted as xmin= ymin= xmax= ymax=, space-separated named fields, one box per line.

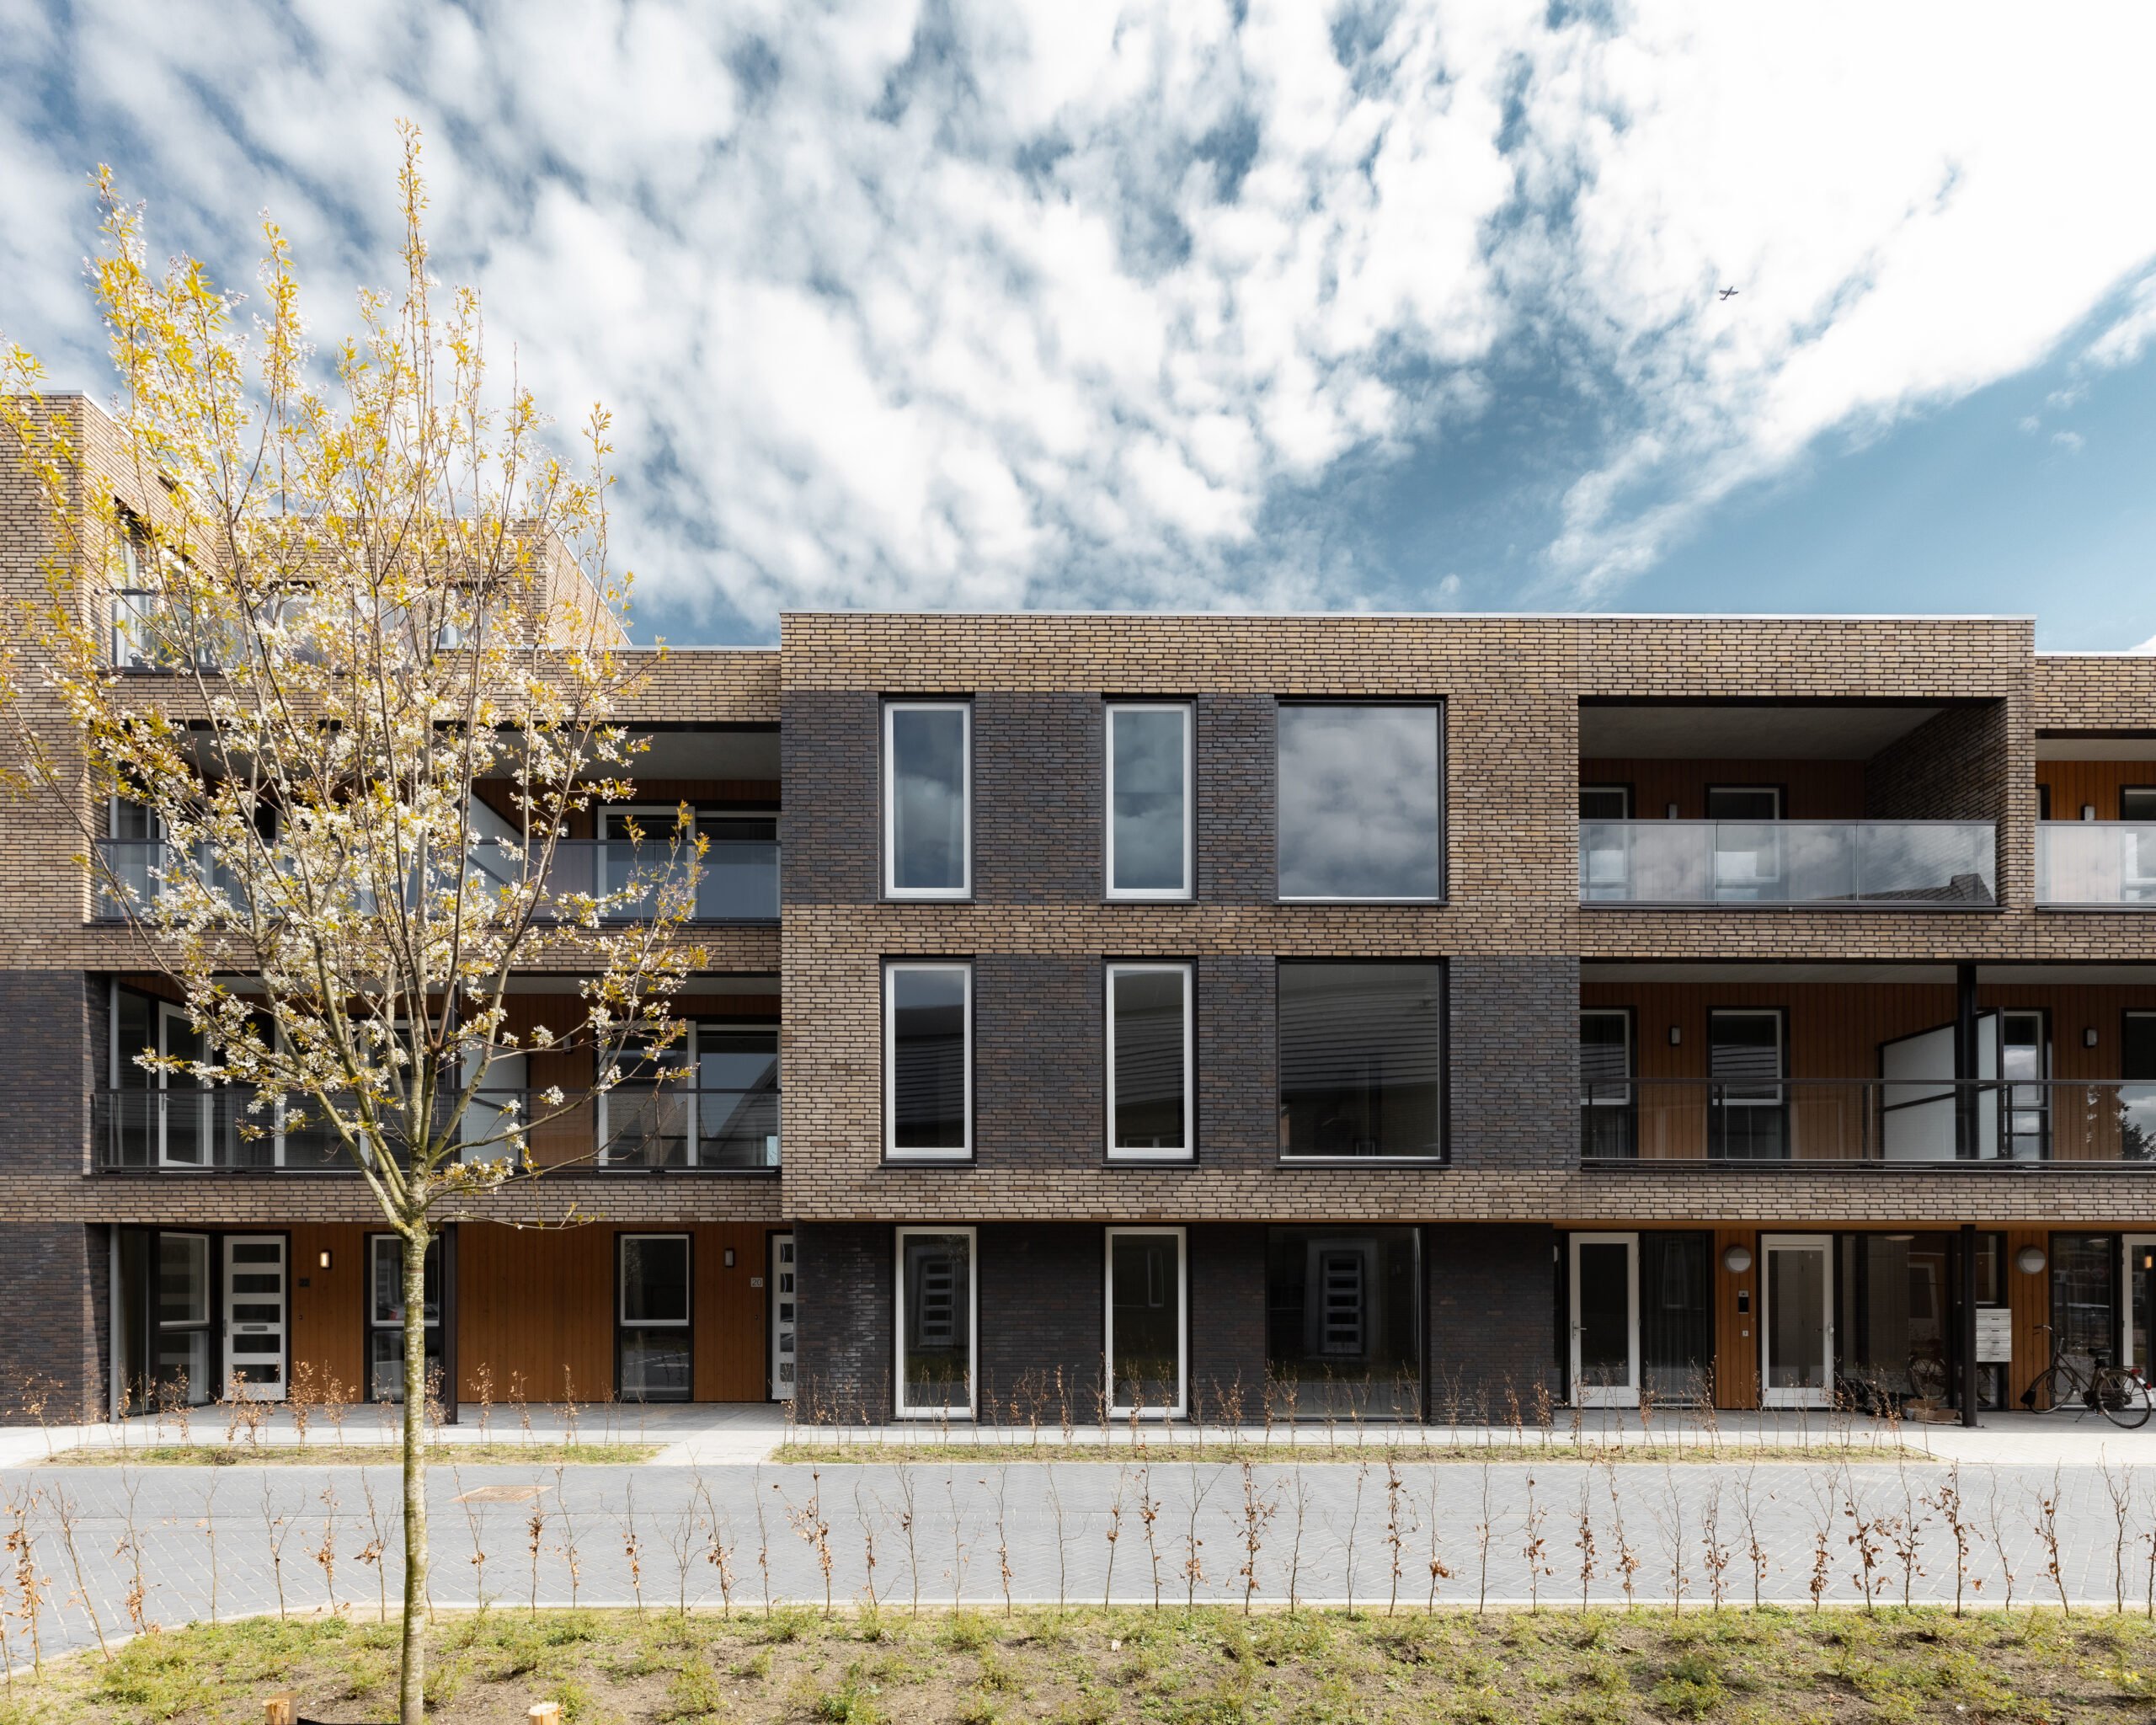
xmin=3 ymin=0 xmax=2155 ymax=634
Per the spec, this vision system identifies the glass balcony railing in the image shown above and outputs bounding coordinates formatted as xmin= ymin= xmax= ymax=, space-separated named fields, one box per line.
xmin=2036 ymin=822 xmax=2156 ymax=907
xmin=1579 ymin=820 xmax=1996 ymax=907
xmin=1580 ymin=1077 xmax=2156 ymax=1163
xmin=93 ymin=1086 xmax=780 ymax=1172
xmin=93 ymin=838 xmax=778 ymax=924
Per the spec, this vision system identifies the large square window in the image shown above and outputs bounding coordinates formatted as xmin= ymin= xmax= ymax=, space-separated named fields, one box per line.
xmin=1106 ymin=704 xmax=1192 ymax=899
xmin=1278 ymin=962 xmax=1443 ymax=1159
xmin=618 ymin=1233 xmax=691 ymax=1402
xmin=884 ymin=702 xmax=970 ymax=897
xmin=886 ymin=963 xmax=972 ymax=1160
xmin=896 ymin=1227 xmax=975 ymax=1417
xmin=1107 ymin=1228 xmax=1185 ymax=1417
xmin=1265 ymin=1226 xmax=1421 ymax=1418
xmin=1107 ymin=963 xmax=1192 ymax=1159
xmin=1276 ymin=705 xmax=1441 ymax=900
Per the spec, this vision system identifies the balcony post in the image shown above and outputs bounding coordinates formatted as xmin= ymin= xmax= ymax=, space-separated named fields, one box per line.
xmin=1960 ymin=1221 xmax=1980 ymax=1429
xmin=1954 ymin=963 xmax=1979 ymax=1162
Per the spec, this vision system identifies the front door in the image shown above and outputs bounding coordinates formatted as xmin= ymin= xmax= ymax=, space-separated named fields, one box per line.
xmin=155 ymin=1003 xmax=213 ymax=1167
xmin=1761 ymin=1234 xmax=1834 ymax=1407
xmin=2125 ymin=1235 xmax=2156 ymax=1376
xmin=222 ymin=1236 xmax=287 ymax=1401
xmin=1569 ymin=1232 xmax=1639 ymax=1407
xmin=769 ymin=1233 xmax=796 ymax=1402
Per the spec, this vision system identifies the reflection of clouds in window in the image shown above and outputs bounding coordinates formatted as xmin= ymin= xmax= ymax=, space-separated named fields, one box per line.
xmin=890 ymin=707 xmax=967 ymax=891
xmin=890 ymin=966 xmax=969 ymax=1151
xmin=1110 ymin=708 xmax=1187 ymax=894
xmin=1278 ymin=707 xmax=1439 ymax=899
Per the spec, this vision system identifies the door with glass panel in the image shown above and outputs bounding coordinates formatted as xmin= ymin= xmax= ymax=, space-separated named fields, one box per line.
xmin=154 ymin=1231 xmax=215 ymax=1404
xmin=1709 ymin=1010 xmax=1787 ymax=1159
xmin=1569 ymin=1232 xmax=1639 ymax=1407
xmin=2123 ymin=1014 xmax=2156 ymax=1160
xmin=1578 ymin=785 xmax=1632 ymax=900
xmin=1580 ymin=1010 xmax=1635 ymax=1158
xmin=895 ymin=1228 xmax=974 ymax=1417
xmin=222 ymin=1236 xmax=287 ymax=1400
xmin=617 ymin=1234 xmax=692 ymax=1402
xmin=2123 ymin=789 xmax=2156 ymax=902
xmin=1760 ymin=1235 xmax=1834 ymax=1407
xmin=2125 ymin=1236 xmax=2156 ymax=1379
xmin=768 ymin=1234 xmax=797 ymax=1402
xmin=2000 ymin=1011 xmax=2051 ymax=1161
xmin=368 ymin=1234 xmax=444 ymax=1403
xmin=1706 ymin=786 xmax=1782 ymax=900
xmin=152 ymin=1001 xmax=213 ymax=1166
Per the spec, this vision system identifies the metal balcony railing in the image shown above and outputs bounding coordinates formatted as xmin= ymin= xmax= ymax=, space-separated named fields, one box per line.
xmin=1579 ymin=820 xmax=1997 ymax=907
xmin=1579 ymin=1076 xmax=2156 ymax=1164
xmin=93 ymin=837 xmax=778 ymax=924
xmin=92 ymin=1085 xmax=780 ymax=1172
xmin=2036 ymin=822 xmax=2156 ymax=907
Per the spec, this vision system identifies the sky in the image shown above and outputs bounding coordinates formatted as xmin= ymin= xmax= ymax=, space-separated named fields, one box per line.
xmin=3 ymin=0 xmax=2154 ymax=650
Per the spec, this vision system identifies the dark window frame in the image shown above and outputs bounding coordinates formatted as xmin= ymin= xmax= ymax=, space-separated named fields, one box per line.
xmin=616 ymin=1231 xmax=695 ymax=1404
xmin=1275 ymin=957 xmax=1449 ymax=1164
xmin=1706 ymin=1005 xmax=1790 ymax=1161
xmin=1273 ymin=698 xmax=1447 ymax=905
xmin=1579 ymin=783 xmax=1633 ymax=820
xmin=1580 ymin=1006 xmax=1638 ymax=1161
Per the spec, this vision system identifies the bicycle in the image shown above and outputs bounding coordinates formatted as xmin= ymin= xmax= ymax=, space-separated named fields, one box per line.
xmin=2017 ymin=1324 xmax=2153 ymax=1429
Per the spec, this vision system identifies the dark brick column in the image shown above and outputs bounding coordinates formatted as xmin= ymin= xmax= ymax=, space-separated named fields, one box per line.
xmin=792 ymin=1222 xmax=892 ymax=1423
xmin=1426 ymin=1223 xmax=1558 ymax=1419
xmin=977 ymin=1223 xmax=1102 ymax=1422
xmin=1189 ymin=1223 xmax=1266 ymax=1420
xmin=0 ymin=1225 xmax=104 ymax=1420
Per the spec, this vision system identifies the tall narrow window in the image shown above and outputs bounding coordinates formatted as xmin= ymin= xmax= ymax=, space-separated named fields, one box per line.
xmin=1107 ymin=1228 xmax=1186 ymax=1417
xmin=2001 ymin=1011 xmax=2050 ymax=1162
xmin=895 ymin=1227 xmax=975 ymax=1418
xmin=1107 ymin=963 xmax=1192 ymax=1159
xmin=1277 ymin=704 xmax=1442 ymax=901
xmin=1580 ymin=1008 xmax=1635 ymax=1159
xmin=367 ymin=1234 xmax=444 ymax=1402
xmin=884 ymin=702 xmax=970 ymax=897
xmin=2124 ymin=1013 xmax=2156 ymax=1161
xmin=1106 ymin=703 xmax=1192 ymax=899
xmin=1708 ymin=1009 xmax=1786 ymax=1160
xmin=618 ymin=1233 xmax=692 ymax=1402
xmin=886 ymin=963 xmax=972 ymax=1160
xmin=1278 ymin=962 xmax=1444 ymax=1159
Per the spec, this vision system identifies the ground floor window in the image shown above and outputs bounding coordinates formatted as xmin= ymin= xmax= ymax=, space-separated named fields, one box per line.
xmin=1107 ymin=1228 xmax=1185 ymax=1417
xmin=2052 ymin=1232 xmax=2120 ymax=1376
xmin=1264 ymin=1226 xmax=1420 ymax=1418
xmin=156 ymin=1231 xmax=214 ymax=1404
xmin=1639 ymin=1231 xmax=1713 ymax=1403
xmin=895 ymin=1227 xmax=975 ymax=1418
xmin=618 ymin=1233 xmax=693 ymax=1402
xmin=368 ymin=1234 xmax=445 ymax=1404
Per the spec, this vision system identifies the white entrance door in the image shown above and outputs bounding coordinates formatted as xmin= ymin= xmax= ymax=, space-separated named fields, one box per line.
xmin=223 ymin=1236 xmax=288 ymax=1401
xmin=1760 ymin=1234 xmax=1834 ymax=1407
xmin=768 ymin=1233 xmax=796 ymax=1402
xmin=1569 ymin=1232 xmax=1640 ymax=1407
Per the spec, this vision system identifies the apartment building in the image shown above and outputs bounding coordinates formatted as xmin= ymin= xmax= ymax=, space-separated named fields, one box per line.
xmin=8 ymin=397 xmax=2156 ymax=1423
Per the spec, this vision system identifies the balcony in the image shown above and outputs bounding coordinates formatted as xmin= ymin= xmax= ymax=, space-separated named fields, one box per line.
xmin=93 ymin=836 xmax=779 ymax=925
xmin=1580 ymin=1077 xmax=2156 ymax=1165
xmin=1579 ymin=821 xmax=1996 ymax=908
xmin=2036 ymin=823 xmax=2156 ymax=908
xmin=91 ymin=1086 xmax=780 ymax=1172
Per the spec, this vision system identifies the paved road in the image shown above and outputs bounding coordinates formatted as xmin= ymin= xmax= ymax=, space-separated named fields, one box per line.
xmin=6 ymin=1454 xmax=2156 ymax=1658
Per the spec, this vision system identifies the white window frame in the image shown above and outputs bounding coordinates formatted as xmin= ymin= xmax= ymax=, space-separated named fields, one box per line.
xmin=618 ymin=1233 xmax=693 ymax=1328
xmin=1105 ymin=961 xmax=1194 ymax=1162
xmin=1105 ymin=1226 xmax=1187 ymax=1418
xmin=883 ymin=701 xmax=972 ymax=900
xmin=894 ymin=1225 xmax=978 ymax=1419
xmin=1580 ymin=1007 xmax=1634 ymax=1109
xmin=884 ymin=961 xmax=974 ymax=1162
xmin=1105 ymin=702 xmax=1193 ymax=901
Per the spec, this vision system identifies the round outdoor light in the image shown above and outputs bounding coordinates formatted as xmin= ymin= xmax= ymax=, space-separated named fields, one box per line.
xmin=2016 ymin=1245 xmax=2047 ymax=1275
xmin=1721 ymin=1244 xmax=1753 ymax=1275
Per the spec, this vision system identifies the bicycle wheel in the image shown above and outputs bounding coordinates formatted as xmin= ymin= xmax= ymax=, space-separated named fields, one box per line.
xmin=1907 ymin=1353 xmax=1950 ymax=1402
xmin=2094 ymin=1369 xmax=2153 ymax=1430
xmin=2020 ymin=1365 xmax=2080 ymax=1413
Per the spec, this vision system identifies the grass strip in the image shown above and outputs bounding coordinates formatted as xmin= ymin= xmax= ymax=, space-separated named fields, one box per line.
xmin=35 ymin=1441 xmax=661 ymax=1468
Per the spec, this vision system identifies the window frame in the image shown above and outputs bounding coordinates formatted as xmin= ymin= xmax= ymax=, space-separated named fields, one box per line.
xmin=1273 ymin=700 xmax=1445 ymax=904
xmin=615 ymin=1231 xmax=694 ymax=1403
xmin=883 ymin=700 xmax=973 ymax=900
xmin=1579 ymin=784 xmax=1633 ymax=820
xmin=883 ymin=960 xmax=974 ymax=1163
xmin=2123 ymin=787 xmax=2156 ymax=822
xmin=1105 ymin=960 xmax=1195 ymax=1162
xmin=1104 ymin=1226 xmax=1188 ymax=1419
xmin=894 ymin=1225 xmax=979 ymax=1420
xmin=1704 ymin=784 xmax=1784 ymax=821
xmin=1274 ymin=958 xmax=1448 ymax=1164
xmin=1104 ymin=702 xmax=1194 ymax=901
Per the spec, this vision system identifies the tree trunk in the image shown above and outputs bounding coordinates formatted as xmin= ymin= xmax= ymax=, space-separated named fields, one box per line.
xmin=399 ymin=1220 xmax=431 ymax=1725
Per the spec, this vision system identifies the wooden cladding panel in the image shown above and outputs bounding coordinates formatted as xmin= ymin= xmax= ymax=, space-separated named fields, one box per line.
xmin=2035 ymin=761 xmax=2156 ymax=820
xmin=287 ymin=1222 xmax=371 ymax=1402
xmin=2004 ymin=1224 xmax=2051 ymax=1407
xmin=1580 ymin=759 xmax=1869 ymax=820
xmin=1712 ymin=1226 xmax=1758 ymax=1409
xmin=693 ymin=1224 xmax=775 ymax=1402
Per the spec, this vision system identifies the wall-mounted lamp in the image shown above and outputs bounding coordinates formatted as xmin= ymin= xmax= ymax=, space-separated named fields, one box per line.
xmin=318 ymin=1249 xmax=333 ymax=1271
xmin=1721 ymin=1244 xmax=1753 ymax=1275
xmin=723 ymin=1248 xmax=736 ymax=1269
xmin=2086 ymin=1027 xmax=2100 ymax=1049
xmin=2084 ymin=804 xmax=2098 ymax=822
xmin=2016 ymin=1245 xmax=2048 ymax=1276
xmin=1668 ymin=1025 xmax=1684 ymax=1047
xmin=1665 ymin=802 xmax=1680 ymax=820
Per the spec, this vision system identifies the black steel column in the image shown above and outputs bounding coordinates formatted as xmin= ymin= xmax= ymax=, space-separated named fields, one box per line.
xmin=1955 ymin=962 xmax=1980 ymax=1161
xmin=1961 ymin=1222 xmax=1981 ymax=1428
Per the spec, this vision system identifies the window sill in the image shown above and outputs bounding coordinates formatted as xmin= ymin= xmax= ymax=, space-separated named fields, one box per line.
xmin=1277 ymin=1155 xmax=1450 ymax=1167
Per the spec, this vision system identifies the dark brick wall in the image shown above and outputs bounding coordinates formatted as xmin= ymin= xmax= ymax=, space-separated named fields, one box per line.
xmin=0 ymin=972 xmax=93 ymax=1177
xmin=1449 ymin=956 xmax=1578 ymax=1169
xmin=1189 ymin=1223 xmax=1267 ymax=1413
xmin=977 ymin=694 xmax=1100 ymax=903
xmin=792 ymin=1221 xmax=891 ymax=1421
xmin=781 ymin=692 xmax=879 ymax=908
xmin=0 ymin=1224 xmax=102 ymax=1419
xmin=1426 ymin=1224 xmax=1559 ymax=1416
xmin=1865 ymin=702 xmax=2009 ymax=823
xmin=976 ymin=1223 xmax=1102 ymax=1418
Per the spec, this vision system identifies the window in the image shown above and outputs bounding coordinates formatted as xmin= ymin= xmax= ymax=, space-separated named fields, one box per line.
xmin=1579 ymin=786 xmax=1631 ymax=820
xmin=2001 ymin=1011 xmax=2050 ymax=1161
xmin=1105 ymin=703 xmax=1193 ymax=898
xmin=1580 ymin=1008 xmax=1635 ymax=1159
xmin=1276 ymin=705 xmax=1442 ymax=901
xmin=2037 ymin=783 xmax=2052 ymax=821
xmin=1107 ymin=1229 xmax=1186 ymax=1417
xmin=884 ymin=702 xmax=970 ymax=897
xmin=1709 ymin=1009 xmax=1786 ymax=1159
xmin=2051 ymin=1232 xmax=2118 ymax=1376
xmin=618 ymin=1234 xmax=692 ymax=1402
xmin=1707 ymin=787 xmax=1782 ymax=900
xmin=885 ymin=963 xmax=972 ymax=1160
xmin=2126 ymin=1013 xmax=2156 ymax=1161
xmin=895 ymin=1227 xmax=975 ymax=1418
xmin=155 ymin=1232 xmax=213 ymax=1404
xmin=1264 ymin=1226 xmax=1420 ymax=1417
xmin=367 ymin=1234 xmax=444 ymax=1403
xmin=1107 ymin=963 xmax=1193 ymax=1159
xmin=1705 ymin=786 xmax=1780 ymax=820
xmin=1278 ymin=962 xmax=1443 ymax=1159
xmin=2125 ymin=788 xmax=2156 ymax=822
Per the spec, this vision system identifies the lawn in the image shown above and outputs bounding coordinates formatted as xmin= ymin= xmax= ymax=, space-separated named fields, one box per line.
xmin=4 ymin=1605 xmax=2153 ymax=1722
xmin=35 ymin=1443 xmax=661 ymax=1468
